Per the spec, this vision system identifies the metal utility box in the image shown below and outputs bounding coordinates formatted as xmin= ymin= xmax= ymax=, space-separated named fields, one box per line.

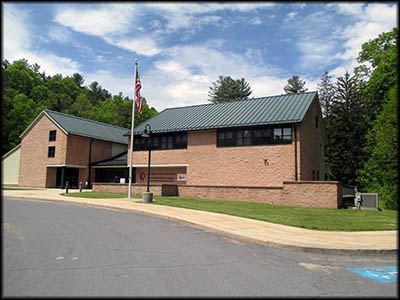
xmin=354 ymin=193 xmax=379 ymax=210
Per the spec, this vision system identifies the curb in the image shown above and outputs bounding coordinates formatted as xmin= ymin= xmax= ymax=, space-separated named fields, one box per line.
xmin=4 ymin=195 xmax=398 ymax=256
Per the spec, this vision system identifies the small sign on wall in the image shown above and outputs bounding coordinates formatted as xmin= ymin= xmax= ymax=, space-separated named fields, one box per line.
xmin=177 ymin=174 xmax=187 ymax=181
xmin=120 ymin=178 xmax=126 ymax=184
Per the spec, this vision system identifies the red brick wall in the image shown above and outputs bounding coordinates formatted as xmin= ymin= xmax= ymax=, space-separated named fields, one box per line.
xmin=66 ymin=135 xmax=113 ymax=166
xmin=298 ymin=98 xmax=325 ymax=180
xmin=92 ymin=183 xmax=162 ymax=195
xmin=129 ymin=129 xmax=296 ymax=187
xmin=93 ymin=181 xmax=342 ymax=208
xmin=19 ymin=113 xmax=124 ymax=188
xmin=19 ymin=114 xmax=68 ymax=187
xmin=179 ymin=185 xmax=284 ymax=204
xmin=283 ymin=181 xmax=342 ymax=208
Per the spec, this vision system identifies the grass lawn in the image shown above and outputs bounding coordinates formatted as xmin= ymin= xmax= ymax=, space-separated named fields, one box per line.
xmin=60 ymin=191 xmax=397 ymax=231
xmin=150 ymin=196 xmax=397 ymax=232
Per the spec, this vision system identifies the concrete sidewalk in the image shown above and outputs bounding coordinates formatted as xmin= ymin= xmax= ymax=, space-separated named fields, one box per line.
xmin=2 ymin=188 xmax=398 ymax=256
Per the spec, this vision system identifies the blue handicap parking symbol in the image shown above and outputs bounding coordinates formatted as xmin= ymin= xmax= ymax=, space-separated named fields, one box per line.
xmin=347 ymin=266 xmax=397 ymax=283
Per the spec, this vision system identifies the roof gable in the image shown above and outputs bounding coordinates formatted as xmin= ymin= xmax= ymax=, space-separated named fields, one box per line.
xmin=130 ymin=91 xmax=317 ymax=135
xmin=44 ymin=110 xmax=129 ymax=144
xmin=20 ymin=110 xmax=129 ymax=145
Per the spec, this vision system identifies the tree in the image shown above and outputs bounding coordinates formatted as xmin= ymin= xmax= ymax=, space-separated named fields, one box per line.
xmin=325 ymin=71 xmax=368 ymax=186
xmin=72 ymin=73 xmax=85 ymax=88
xmin=355 ymin=27 xmax=398 ymax=122
xmin=283 ymin=76 xmax=308 ymax=94
xmin=317 ymin=71 xmax=335 ymax=119
xmin=70 ymin=90 xmax=93 ymax=119
xmin=1 ymin=58 xmax=159 ymax=155
xmin=3 ymin=94 xmax=44 ymax=154
xmin=353 ymin=28 xmax=398 ymax=209
xmin=357 ymin=85 xmax=398 ymax=209
xmin=208 ymin=75 xmax=252 ymax=103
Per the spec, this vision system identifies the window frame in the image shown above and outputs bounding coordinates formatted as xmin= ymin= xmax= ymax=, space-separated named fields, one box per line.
xmin=49 ymin=130 xmax=57 ymax=142
xmin=133 ymin=131 xmax=188 ymax=151
xmin=48 ymin=146 xmax=55 ymax=158
xmin=217 ymin=125 xmax=292 ymax=148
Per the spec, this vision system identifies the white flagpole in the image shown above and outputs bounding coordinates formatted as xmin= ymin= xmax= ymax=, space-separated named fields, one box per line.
xmin=128 ymin=59 xmax=138 ymax=199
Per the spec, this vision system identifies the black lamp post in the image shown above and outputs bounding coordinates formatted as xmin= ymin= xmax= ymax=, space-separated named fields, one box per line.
xmin=141 ymin=124 xmax=152 ymax=199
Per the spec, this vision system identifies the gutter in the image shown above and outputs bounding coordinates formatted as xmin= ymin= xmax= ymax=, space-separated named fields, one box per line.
xmin=87 ymin=138 xmax=94 ymax=188
xmin=294 ymin=124 xmax=298 ymax=181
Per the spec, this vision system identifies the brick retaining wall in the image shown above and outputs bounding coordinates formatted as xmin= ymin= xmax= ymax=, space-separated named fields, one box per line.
xmin=93 ymin=180 xmax=342 ymax=208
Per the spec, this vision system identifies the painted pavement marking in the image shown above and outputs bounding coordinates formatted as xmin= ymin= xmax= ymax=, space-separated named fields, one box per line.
xmin=347 ymin=266 xmax=397 ymax=283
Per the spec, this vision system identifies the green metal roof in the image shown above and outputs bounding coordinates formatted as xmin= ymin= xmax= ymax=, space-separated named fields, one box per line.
xmin=44 ymin=110 xmax=129 ymax=144
xmin=129 ymin=91 xmax=317 ymax=135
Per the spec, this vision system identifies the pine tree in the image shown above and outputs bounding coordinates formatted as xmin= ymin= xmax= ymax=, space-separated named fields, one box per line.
xmin=317 ymin=71 xmax=334 ymax=119
xmin=325 ymin=71 xmax=368 ymax=186
xmin=283 ymin=76 xmax=308 ymax=94
xmin=208 ymin=76 xmax=252 ymax=103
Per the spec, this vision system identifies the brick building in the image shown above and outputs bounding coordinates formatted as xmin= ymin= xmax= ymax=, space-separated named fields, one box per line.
xmin=127 ymin=91 xmax=330 ymax=187
xmin=3 ymin=91 xmax=342 ymax=208
xmin=16 ymin=110 xmax=128 ymax=188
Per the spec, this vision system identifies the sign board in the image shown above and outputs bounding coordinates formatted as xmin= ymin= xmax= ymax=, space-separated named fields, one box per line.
xmin=120 ymin=178 xmax=126 ymax=184
xmin=177 ymin=174 xmax=187 ymax=181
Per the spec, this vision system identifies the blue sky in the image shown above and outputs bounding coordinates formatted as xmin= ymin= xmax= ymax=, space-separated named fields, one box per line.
xmin=3 ymin=2 xmax=398 ymax=111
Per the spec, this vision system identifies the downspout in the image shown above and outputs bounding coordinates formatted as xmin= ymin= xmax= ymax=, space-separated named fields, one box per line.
xmin=294 ymin=124 xmax=298 ymax=181
xmin=87 ymin=138 xmax=94 ymax=188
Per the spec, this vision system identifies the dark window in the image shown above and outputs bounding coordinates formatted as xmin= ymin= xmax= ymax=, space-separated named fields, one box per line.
xmin=235 ymin=130 xmax=243 ymax=146
xmin=273 ymin=128 xmax=282 ymax=143
xmin=167 ymin=136 xmax=173 ymax=149
xmin=133 ymin=132 xmax=187 ymax=151
xmin=217 ymin=125 xmax=292 ymax=147
xmin=283 ymin=127 xmax=292 ymax=142
xmin=316 ymin=170 xmax=319 ymax=181
xmin=312 ymin=170 xmax=315 ymax=180
xmin=243 ymin=130 xmax=252 ymax=146
xmin=262 ymin=128 xmax=272 ymax=144
xmin=49 ymin=130 xmax=56 ymax=141
xmin=315 ymin=116 xmax=319 ymax=128
xmin=48 ymin=146 xmax=55 ymax=158
xmin=95 ymin=168 xmax=130 ymax=183
xmin=225 ymin=131 xmax=234 ymax=146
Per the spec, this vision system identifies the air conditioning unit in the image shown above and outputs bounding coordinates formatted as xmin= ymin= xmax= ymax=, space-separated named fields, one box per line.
xmin=354 ymin=193 xmax=379 ymax=210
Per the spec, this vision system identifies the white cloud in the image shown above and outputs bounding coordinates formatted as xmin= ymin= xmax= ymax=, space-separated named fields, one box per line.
xmin=285 ymin=12 xmax=298 ymax=21
xmin=330 ymin=2 xmax=397 ymax=75
xmin=2 ymin=4 xmax=33 ymax=61
xmin=53 ymin=4 xmax=136 ymax=36
xmin=146 ymin=2 xmax=275 ymax=31
xmin=2 ymin=3 xmax=81 ymax=76
xmin=140 ymin=44 xmax=290 ymax=111
xmin=47 ymin=26 xmax=72 ymax=44
xmin=326 ymin=3 xmax=364 ymax=16
xmin=249 ymin=17 xmax=262 ymax=25
xmin=106 ymin=36 xmax=162 ymax=56
xmin=84 ymin=69 xmax=133 ymax=98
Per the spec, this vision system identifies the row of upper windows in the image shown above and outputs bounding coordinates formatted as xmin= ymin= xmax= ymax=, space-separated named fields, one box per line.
xmin=131 ymin=125 xmax=293 ymax=151
xmin=133 ymin=132 xmax=187 ymax=151
xmin=217 ymin=126 xmax=292 ymax=147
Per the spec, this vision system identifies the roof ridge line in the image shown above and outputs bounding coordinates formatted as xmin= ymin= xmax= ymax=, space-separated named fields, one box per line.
xmin=44 ymin=109 xmax=130 ymax=130
xmin=161 ymin=91 xmax=317 ymax=112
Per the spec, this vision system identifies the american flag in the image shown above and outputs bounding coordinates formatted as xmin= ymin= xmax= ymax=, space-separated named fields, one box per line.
xmin=136 ymin=69 xmax=142 ymax=114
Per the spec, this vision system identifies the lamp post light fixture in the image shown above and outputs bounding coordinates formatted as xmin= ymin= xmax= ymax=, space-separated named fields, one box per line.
xmin=141 ymin=124 xmax=153 ymax=202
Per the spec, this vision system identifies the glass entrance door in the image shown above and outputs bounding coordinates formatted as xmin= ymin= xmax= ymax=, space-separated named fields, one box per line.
xmin=56 ymin=167 xmax=79 ymax=188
